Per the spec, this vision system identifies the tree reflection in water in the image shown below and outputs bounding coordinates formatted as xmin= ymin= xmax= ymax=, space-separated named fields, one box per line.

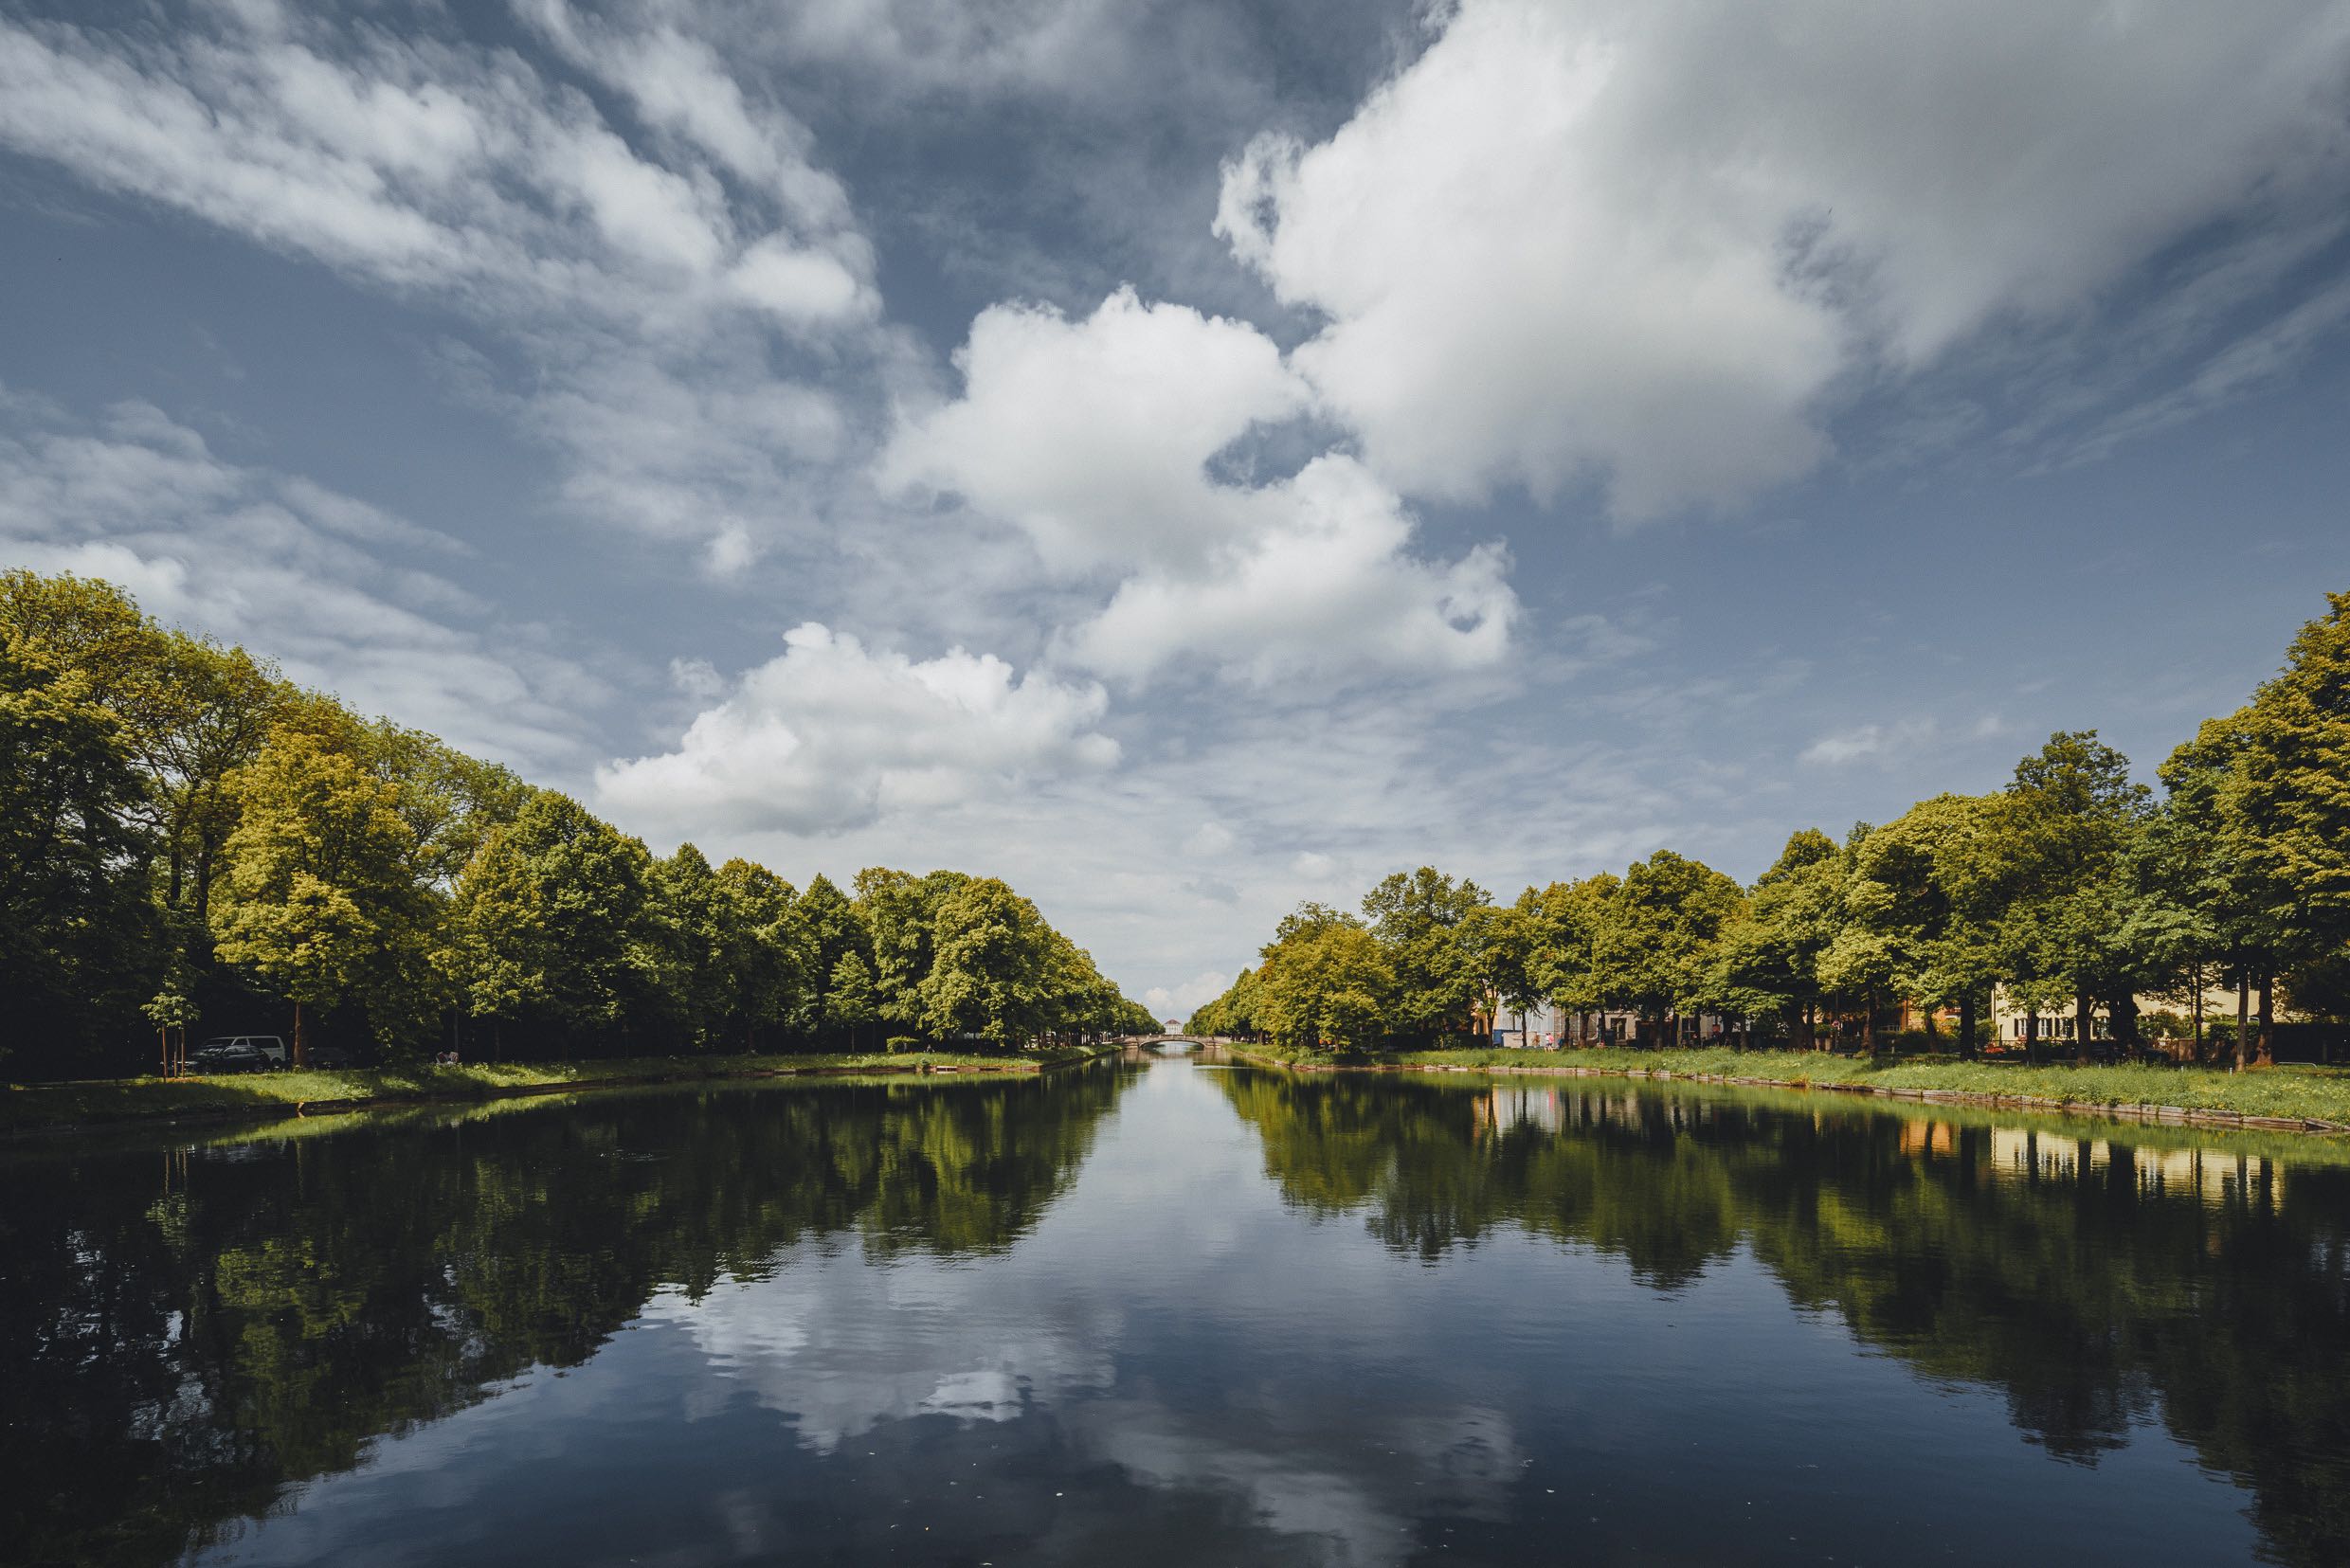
xmin=0 ymin=1072 xmax=1122 ymax=1568
xmin=8 ymin=1063 xmax=2349 ymax=1568
xmin=1217 ymin=1070 xmax=2350 ymax=1565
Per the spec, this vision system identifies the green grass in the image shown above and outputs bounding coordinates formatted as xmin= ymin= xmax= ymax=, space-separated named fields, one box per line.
xmin=1225 ymin=1042 xmax=2350 ymax=1128
xmin=1 ymin=1046 xmax=1112 ymax=1135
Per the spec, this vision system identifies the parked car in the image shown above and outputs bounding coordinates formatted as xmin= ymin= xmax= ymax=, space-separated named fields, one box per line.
xmin=305 ymin=1043 xmax=354 ymax=1070
xmin=190 ymin=1035 xmax=291 ymax=1070
xmin=190 ymin=1040 xmax=269 ymax=1074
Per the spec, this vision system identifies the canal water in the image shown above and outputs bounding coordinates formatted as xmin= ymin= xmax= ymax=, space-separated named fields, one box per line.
xmin=6 ymin=1052 xmax=2346 ymax=1566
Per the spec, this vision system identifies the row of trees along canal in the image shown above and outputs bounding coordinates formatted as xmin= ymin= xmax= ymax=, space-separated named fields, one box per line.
xmin=0 ymin=570 xmax=1160 ymax=1077
xmin=1189 ymin=592 xmax=2350 ymax=1067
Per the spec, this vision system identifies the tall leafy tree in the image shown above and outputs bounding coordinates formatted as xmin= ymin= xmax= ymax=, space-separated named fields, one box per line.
xmin=1594 ymin=851 xmax=1744 ymax=1043
xmin=2215 ymin=592 xmax=2350 ymax=1058
xmin=1465 ymin=901 xmax=1544 ymax=1036
xmin=796 ymin=874 xmax=868 ymax=1043
xmin=653 ymin=843 xmax=732 ymax=1050
xmin=918 ymin=877 xmax=1057 ymax=1047
xmin=826 ymin=950 xmax=880 ymax=1050
xmin=1256 ymin=916 xmax=1396 ymax=1054
xmin=854 ymin=867 xmax=971 ymax=1033
xmin=714 ymin=858 xmax=809 ymax=1049
xmin=1709 ymin=831 xmax=1843 ymax=1048
xmin=0 ymin=639 xmax=161 ymax=1066
xmin=0 ymin=569 xmax=284 ymax=942
xmin=1362 ymin=867 xmax=1490 ymax=1043
xmin=1995 ymin=732 xmax=2153 ymax=1061
xmin=209 ymin=727 xmax=427 ymax=1061
xmin=1523 ymin=873 xmax=1622 ymax=1040
xmin=1839 ymin=796 xmax=2007 ymax=1055
xmin=442 ymin=790 xmax=663 ymax=1053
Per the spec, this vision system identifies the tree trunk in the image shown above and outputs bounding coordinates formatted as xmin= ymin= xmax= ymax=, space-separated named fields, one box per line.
xmin=2024 ymin=1007 xmax=2038 ymax=1065
xmin=2192 ymin=965 xmax=2205 ymax=1060
xmin=2257 ymin=974 xmax=2274 ymax=1067
xmin=292 ymin=1001 xmax=307 ymax=1069
xmin=2075 ymin=989 xmax=2092 ymax=1065
xmin=2234 ymin=973 xmax=2251 ymax=1073
xmin=1862 ymin=994 xmax=1877 ymax=1056
xmin=1959 ymin=991 xmax=1978 ymax=1061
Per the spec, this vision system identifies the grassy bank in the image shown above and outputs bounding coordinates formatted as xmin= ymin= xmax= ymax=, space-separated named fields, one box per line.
xmin=1222 ymin=1042 xmax=2350 ymax=1131
xmin=1 ymin=1046 xmax=1114 ymax=1136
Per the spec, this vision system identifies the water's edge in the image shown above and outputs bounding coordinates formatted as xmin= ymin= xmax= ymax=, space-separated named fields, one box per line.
xmin=2 ymin=1044 xmax=1127 ymax=1144
xmin=1223 ymin=1045 xmax=2350 ymax=1135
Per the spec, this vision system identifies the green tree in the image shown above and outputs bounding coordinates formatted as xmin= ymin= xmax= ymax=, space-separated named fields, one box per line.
xmin=1189 ymin=965 xmax=1263 ymax=1039
xmin=714 ymin=858 xmax=810 ymax=1049
xmin=918 ymin=877 xmax=1056 ymax=1047
xmin=441 ymin=790 xmax=663 ymax=1054
xmin=0 ymin=638 xmax=161 ymax=1066
xmin=653 ymin=843 xmax=732 ymax=1050
xmin=2201 ymin=593 xmax=2350 ymax=1061
xmin=209 ymin=727 xmax=427 ymax=1062
xmin=796 ymin=874 xmax=869 ymax=1044
xmin=1709 ymin=831 xmax=1843 ymax=1048
xmin=1595 ymin=850 xmax=1744 ymax=1044
xmin=854 ymin=867 xmax=971 ymax=1034
xmin=0 ymin=569 xmax=285 ymax=956
xmin=826 ymin=950 xmax=879 ymax=1051
xmin=1840 ymin=796 xmax=2007 ymax=1055
xmin=1361 ymin=868 xmax=1490 ymax=1043
xmin=1256 ymin=918 xmax=1397 ymax=1053
xmin=1465 ymin=901 xmax=1544 ymax=1036
xmin=1522 ymin=873 xmax=1622 ymax=1042
xmin=1995 ymin=732 xmax=2153 ymax=1062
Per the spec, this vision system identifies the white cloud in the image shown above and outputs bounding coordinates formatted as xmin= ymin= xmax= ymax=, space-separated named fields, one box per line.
xmin=1181 ymin=821 xmax=1237 ymax=857
xmin=1063 ymin=454 xmax=1515 ymax=684
xmin=596 ymin=623 xmax=1120 ymax=835
xmin=737 ymin=0 xmax=1140 ymax=100
xmin=1217 ymin=0 xmax=2350 ymax=517
xmin=0 ymin=399 xmax=594 ymax=769
xmin=882 ymin=288 xmax=1516 ymax=683
xmin=882 ymin=287 xmax=1306 ymax=576
xmin=0 ymin=7 xmax=873 ymax=333
xmin=0 ymin=4 xmax=883 ymax=570
xmin=1799 ymin=719 xmax=1938 ymax=767
xmin=1143 ymin=970 xmax=1232 ymax=1016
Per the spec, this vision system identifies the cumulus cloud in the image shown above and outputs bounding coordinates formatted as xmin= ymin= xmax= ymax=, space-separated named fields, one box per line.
xmin=0 ymin=398 xmax=593 ymax=768
xmin=1217 ymin=0 xmax=2350 ymax=517
xmin=1065 ymin=454 xmax=1514 ymax=684
xmin=596 ymin=623 xmax=1120 ymax=835
xmin=882 ymin=288 xmax=1516 ymax=682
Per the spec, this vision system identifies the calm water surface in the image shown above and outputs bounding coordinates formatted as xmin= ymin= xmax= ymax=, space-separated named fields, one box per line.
xmin=6 ymin=1052 xmax=2347 ymax=1566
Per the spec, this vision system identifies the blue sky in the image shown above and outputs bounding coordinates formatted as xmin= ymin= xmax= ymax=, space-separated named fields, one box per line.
xmin=3 ymin=0 xmax=2347 ymax=1016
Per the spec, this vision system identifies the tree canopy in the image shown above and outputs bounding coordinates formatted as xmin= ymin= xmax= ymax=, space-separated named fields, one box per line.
xmin=1191 ymin=594 xmax=2350 ymax=1060
xmin=0 ymin=572 xmax=1154 ymax=1072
